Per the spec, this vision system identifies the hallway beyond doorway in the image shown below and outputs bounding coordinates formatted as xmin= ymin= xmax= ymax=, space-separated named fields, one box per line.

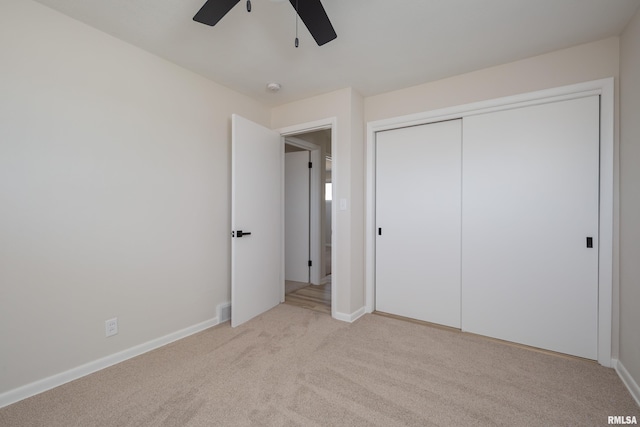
xmin=284 ymin=281 xmax=331 ymax=315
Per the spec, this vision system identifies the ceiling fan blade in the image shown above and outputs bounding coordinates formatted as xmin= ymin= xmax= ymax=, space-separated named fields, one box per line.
xmin=288 ymin=0 xmax=337 ymax=46
xmin=194 ymin=0 xmax=241 ymax=26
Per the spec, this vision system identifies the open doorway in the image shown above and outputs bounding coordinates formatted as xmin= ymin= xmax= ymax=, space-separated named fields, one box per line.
xmin=283 ymin=129 xmax=332 ymax=314
xmin=323 ymin=156 xmax=332 ymax=281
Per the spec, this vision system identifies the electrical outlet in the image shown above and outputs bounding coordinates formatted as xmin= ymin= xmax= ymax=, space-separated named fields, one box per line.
xmin=105 ymin=317 xmax=118 ymax=337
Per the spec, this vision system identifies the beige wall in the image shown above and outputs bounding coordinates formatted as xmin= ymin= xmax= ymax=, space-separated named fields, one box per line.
xmin=272 ymin=88 xmax=366 ymax=316
xmin=619 ymin=7 xmax=640 ymax=391
xmin=0 ymin=0 xmax=269 ymax=395
xmin=349 ymin=91 xmax=365 ymax=311
xmin=365 ymin=37 xmax=620 ymax=122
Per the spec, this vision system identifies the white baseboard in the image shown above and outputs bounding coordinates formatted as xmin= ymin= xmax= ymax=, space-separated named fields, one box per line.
xmin=0 ymin=317 xmax=219 ymax=409
xmin=333 ymin=306 xmax=366 ymax=323
xmin=613 ymin=358 xmax=640 ymax=407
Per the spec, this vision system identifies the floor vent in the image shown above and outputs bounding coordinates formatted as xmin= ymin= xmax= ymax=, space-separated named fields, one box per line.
xmin=218 ymin=303 xmax=231 ymax=323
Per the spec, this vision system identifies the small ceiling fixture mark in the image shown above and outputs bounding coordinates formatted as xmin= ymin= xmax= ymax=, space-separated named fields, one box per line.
xmin=266 ymin=82 xmax=282 ymax=93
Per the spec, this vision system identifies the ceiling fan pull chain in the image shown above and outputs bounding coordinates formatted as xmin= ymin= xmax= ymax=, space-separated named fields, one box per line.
xmin=247 ymin=0 xmax=251 ymax=12
xmin=295 ymin=0 xmax=299 ymax=47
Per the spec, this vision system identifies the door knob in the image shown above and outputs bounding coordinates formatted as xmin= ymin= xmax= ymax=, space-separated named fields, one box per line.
xmin=236 ymin=230 xmax=252 ymax=238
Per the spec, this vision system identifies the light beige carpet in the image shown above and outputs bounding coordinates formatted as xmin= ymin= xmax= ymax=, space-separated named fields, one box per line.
xmin=1 ymin=304 xmax=637 ymax=426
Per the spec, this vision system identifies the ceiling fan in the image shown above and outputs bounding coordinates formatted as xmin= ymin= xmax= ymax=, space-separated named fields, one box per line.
xmin=193 ymin=0 xmax=337 ymax=46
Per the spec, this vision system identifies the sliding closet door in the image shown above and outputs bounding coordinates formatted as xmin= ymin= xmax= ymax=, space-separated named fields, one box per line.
xmin=461 ymin=96 xmax=600 ymax=359
xmin=376 ymin=120 xmax=461 ymax=328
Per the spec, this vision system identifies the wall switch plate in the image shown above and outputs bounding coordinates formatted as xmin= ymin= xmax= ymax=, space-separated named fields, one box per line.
xmin=339 ymin=198 xmax=348 ymax=211
xmin=105 ymin=317 xmax=118 ymax=337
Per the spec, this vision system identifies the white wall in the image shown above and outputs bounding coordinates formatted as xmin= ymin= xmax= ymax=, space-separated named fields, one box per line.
xmin=0 ymin=0 xmax=269 ymax=397
xmin=619 ymin=7 xmax=640 ymax=397
xmin=272 ymin=88 xmax=365 ymax=318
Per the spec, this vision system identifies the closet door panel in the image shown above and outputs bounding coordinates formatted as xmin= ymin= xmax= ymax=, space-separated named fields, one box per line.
xmin=376 ymin=120 xmax=462 ymax=328
xmin=461 ymin=96 xmax=600 ymax=359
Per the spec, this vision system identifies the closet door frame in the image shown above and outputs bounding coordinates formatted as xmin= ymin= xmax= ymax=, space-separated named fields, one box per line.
xmin=364 ymin=78 xmax=614 ymax=367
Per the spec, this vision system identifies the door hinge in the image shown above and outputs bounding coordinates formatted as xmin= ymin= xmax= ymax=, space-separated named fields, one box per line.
xmin=308 ymin=260 xmax=312 ymax=267
xmin=308 ymin=162 xmax=312 ymax=169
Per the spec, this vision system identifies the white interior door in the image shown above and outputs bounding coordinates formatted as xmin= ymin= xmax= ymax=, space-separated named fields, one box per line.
xmin=376 ymin=119 xmax=462 ymax=328
xmin=461 ymin=96 xmax=600 ymax=359
xmin=285 ymin=151 xmax=310 ymax=283
xmin=309 ymin=148 xmax=322 ymax=285
xmin=232 ymin=114 xmax=283 ymax=327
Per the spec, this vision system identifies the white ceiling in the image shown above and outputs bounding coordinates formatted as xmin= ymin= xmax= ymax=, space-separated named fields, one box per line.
xmin=33 ymin=0 xmax=640 ymax=107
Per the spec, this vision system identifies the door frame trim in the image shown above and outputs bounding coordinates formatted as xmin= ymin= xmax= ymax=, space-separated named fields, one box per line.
xmin=365 ymin=78 xmax=615 ymax=366
xmin=278 ymin=117 xmax=338 ymax=319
